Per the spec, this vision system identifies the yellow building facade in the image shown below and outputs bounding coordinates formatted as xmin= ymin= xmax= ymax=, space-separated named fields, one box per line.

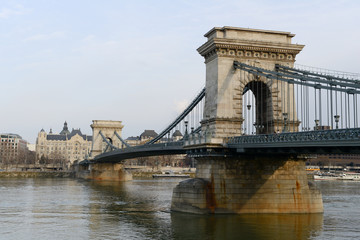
xmin=36 ymin=122 xmax=92 ymax=165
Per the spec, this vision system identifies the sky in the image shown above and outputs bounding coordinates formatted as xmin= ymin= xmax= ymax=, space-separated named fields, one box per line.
xmin=1 ymin=0 xmax=360 ymax=143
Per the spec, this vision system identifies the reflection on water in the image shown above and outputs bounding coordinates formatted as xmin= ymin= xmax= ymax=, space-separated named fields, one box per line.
xmin=0 ymin=178 xmax=360 ymax=239
xmin=87 ymin=181 xmax=324 ymax=240
xmin=85 ymin=180 xmax=177 ymax=240
xmin=171 ymin=213 xmax=323 ymax=240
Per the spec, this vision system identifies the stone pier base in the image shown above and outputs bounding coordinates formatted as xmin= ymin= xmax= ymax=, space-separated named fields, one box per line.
xmin=76 ymin=162 xmax=132 ymax=181
xmin=171 ymin=155 xmax=323 ymax=214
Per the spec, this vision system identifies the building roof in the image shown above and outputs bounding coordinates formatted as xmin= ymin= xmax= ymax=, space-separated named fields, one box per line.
xmin=45 ymin=122 xmax=92 ymax=142
xmin=172 ymin=130 xmax=183 ymax=137
xmin=47 ymin=134 xmax=67 ymax=141
xmin=0 ymin=133 xmax=23 ymax=139
xmin=126 ymin=136 xmax=140 ymax=141
xmin=140 ymin=130 xmax=158 ymax=138
xmin=68 ymin=129 xmax=82 ymax=138
xmin=69 ymin=129 xmax=93 ymax=141
xmin=59 ymin=121 xmax=70 ymax=135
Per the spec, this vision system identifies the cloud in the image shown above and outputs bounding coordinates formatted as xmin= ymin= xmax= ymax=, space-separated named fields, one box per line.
xmin=24 ymin=31 xmax=66 ymax=41
xmin=0 ymin=4 xmax=26 ymax=19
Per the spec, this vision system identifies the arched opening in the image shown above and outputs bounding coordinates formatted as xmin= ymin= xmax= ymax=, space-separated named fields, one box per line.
xmin=242 ymin=80 xmax=272 ymax=135
xmin=102 ymin=137 xmax=113 ymax=152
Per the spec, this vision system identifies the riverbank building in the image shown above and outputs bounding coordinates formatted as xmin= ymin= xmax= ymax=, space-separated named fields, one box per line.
xmin=35 ymin=122 xmax=92 ymax=165
xmin=0 ymin=133 xmax=29 ymax=165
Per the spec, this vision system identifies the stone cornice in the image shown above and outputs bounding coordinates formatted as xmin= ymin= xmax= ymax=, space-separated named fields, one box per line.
xmin=91 ymin=120 xmax=124 ymax=130
xmin=204 ymin=26 xmax=296 ymax=39
xmin=197 ymin=38 xmax=304 ymax=63
xmin=198 ymin=38 xmax=304 ymax=55
xmin=90 ymin=124 xmax=124 ymax=129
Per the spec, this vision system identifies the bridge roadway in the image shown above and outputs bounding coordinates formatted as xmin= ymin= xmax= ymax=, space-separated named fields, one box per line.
xmin=88 ymin=128 xmax=360 ymax=163
xmin=91 ymin=141 xmax=185 ymax=163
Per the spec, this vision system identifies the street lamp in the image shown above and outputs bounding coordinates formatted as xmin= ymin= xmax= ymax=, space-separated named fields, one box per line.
xmin=247 ymin=104 xmax=251 ymax=110
xmin=247 ymin=104 xmax=251 ymax=135
xmin=254 ymin=123 xmax=258 ymax=134
xmin=184 ymin=121 xmax=189 ymax=138
xmin=334 ymin=115 xmax=340 ymax=129
xmin=314 ymin=119 xmax=319 ymax=130
xmin=254 ymin=124 xmax=264 ymax=134
xmin=282 ymin=113 xmax=288 ymax=132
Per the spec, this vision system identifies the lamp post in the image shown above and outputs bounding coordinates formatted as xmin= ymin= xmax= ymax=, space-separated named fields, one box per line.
xmin=247 ymin=104 xmax=251 ymax=135
xmin=334 ymin=115 xmax=340 ymax=129
xmin=314 ymin=119 xmax=319 ymax=130
xmin=282 ymin=113 xmax=288 ymax=132
xmin=254 ymin=124 xmax=264 ymax=134
xmin=184 ymin=121 xmax=189 ymax=139
xmin=254 ymin=123 xmax=258 ymax=134
xmin=260 ymin=125 xmax=264 ymax=134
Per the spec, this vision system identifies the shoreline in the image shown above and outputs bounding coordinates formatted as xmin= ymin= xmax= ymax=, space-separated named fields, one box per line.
xmin=0 ymin=171 xmax=75 ymax=178
xmin=0 ymin=170 xmax=195 ymax=179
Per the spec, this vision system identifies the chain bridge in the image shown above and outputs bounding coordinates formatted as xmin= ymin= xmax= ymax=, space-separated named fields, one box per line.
xmin=78 ymin=27 xmax=360 ymax=214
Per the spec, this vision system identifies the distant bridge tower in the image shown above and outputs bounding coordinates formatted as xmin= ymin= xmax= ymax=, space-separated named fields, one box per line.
xmin=90 ymin=120 xmax=124 ymax=157
xmin=197 ymin=27 xmax=304 ymax=144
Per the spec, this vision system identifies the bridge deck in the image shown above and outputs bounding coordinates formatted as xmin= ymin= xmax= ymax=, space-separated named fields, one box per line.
xmin=89 ymin=129 xmax=360 ymax=164
xmin=93 ymin=142 xmax=186 ymax=163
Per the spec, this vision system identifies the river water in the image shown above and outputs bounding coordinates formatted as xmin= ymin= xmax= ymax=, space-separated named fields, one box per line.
xmin=0 ymin=178 xmax=359 ymax=240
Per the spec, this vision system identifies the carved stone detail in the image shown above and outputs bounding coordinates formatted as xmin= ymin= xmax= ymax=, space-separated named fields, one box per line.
xmin=200 ymin=44 xmax=298 ymax=63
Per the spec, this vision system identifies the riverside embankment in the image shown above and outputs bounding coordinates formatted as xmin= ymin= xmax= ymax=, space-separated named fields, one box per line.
xmin=0 ymin=171 xmax=74 ymax=178
xmin=0 ymin=166 xmax=196 ymax=179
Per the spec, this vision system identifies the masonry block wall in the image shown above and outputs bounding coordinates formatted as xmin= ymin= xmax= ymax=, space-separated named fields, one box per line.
xmin=172 ymin=155 xmax=323 ymax=214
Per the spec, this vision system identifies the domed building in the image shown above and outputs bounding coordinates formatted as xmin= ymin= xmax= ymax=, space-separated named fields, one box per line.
xmin=36 ymin=121 xmax=92 ymax=165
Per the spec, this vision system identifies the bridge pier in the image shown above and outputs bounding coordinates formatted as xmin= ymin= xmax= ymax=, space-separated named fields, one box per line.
xmin=75 ymin=162 xmax=132 ymax=181
xmin=171 ymin=155 xmax=323 ymax=214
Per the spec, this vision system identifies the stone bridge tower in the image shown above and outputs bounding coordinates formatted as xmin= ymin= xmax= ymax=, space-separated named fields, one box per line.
xmin=197 ymin=26 xmax=304 ymax=144
xmin=171 ymin=27 xmax=323 ymax=215
xmin=90 ymin=120 xmax=124 ymax=157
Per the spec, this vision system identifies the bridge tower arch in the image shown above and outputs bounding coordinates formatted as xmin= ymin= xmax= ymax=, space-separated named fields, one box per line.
xmin=197 ymin=26 xmax=303 ymax=144
xmin=242 ymin=77 xmax=273 ymax=134
xmin=90 ymin=120 xmax=124 ymax=157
